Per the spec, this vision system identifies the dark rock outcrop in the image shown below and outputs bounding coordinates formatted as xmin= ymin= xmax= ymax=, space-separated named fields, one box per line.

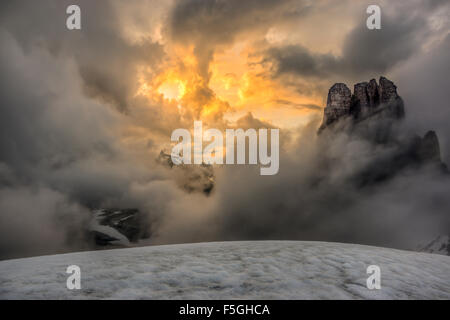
xmin=367 ymin=79 xmax=380 ymax=108
xmin=89 ymin=209 xmax=151 ymax=246
xmin=322 ymin=83 xmax=352 ymax=127
xmin=157 ymin=150 xmax=215 ymax=195
xmin=353 ymin=130 xmax=446 ymax=187
xmin=418 ymin=235 xmax=450 ymax=256
xmin=353 ymin=82 xmax=370 ymax=117
xmin=319 ymin=76 xmax=404 ymax=132
xmin=379 ymin=77 xmax=398 ymax=103
xmin=378 ymin=76 xmax=405 ymax=118
xmin=417 ymin=131 xmax=441 ymax=163
xmin=319 ymin=76 xmax=447 ymax=186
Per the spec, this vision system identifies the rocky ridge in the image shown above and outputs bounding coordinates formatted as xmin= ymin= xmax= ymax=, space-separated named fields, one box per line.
xmin=419 ymin=235 xmax=450 ymax=256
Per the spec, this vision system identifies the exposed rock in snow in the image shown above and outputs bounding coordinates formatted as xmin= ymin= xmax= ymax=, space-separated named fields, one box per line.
xmin=0 ymin=241 xmax=449 ymax=299
xmin=88 ymin=209 xmax=150 ymax=247
xmin=418 ymin=235 xmax=450 ymax=256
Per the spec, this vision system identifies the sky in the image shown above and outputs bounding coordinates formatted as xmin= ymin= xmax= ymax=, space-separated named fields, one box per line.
xmin=0 ymin=0 xmax=449 ymax=259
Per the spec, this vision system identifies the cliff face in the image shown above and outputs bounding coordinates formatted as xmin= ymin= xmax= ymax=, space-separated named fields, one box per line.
xmin=322 ymin=83 xmax=352 ymax=126
xmin=319 ymin=76 xmax=404 ymax=131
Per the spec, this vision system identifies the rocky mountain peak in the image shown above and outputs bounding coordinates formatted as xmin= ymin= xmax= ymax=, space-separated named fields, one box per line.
xmin=318 ymin=76 xmax=446 ymax=183
xmin=379 ymin=76 xmax=399 ymax=103
xmin=322 ymin=83 xmax=352 ymax=127
xmin=418 ymin=131 xmax=441 ymax=163
xmin=319 ymin=76 xmax=404 ymax=132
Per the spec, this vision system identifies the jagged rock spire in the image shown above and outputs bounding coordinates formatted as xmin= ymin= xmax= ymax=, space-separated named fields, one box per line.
xmin=322 ymin=83 xmax=352 ymax=127
xmin=418 ymin=131 xmax=441 ymax=163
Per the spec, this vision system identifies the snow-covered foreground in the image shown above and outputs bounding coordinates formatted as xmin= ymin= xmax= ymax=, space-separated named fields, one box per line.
xmin=0 ymin=241 xmax=449 ymax=299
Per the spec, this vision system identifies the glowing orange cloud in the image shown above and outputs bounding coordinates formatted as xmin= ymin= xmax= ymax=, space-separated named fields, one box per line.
xmin=136 ymin=41 xmax=323 ymax=130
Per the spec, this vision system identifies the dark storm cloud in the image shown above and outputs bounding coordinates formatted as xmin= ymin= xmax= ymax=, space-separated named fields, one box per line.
xmin=264 ymin=45 xmax=338 ymax=78
xmin=168 ymin=0 xmax=311 ymax=77
xmin=0 ymin=1 xmax=168 ymax=258
xmin=169 ymin=0 xmax=299 ymax=43
xmin=0 ymin=186 xmax=91 ymax=260
xmin=274 ymin=99 xmax=322 ymax=111
xmin=0 ymin=30 xmax=126 ymax=258
xmin=0 ymin=32 xmax=172 ymax=258
xmin=340 ymin=12 xmax=426 ymax=76
xmin=0 ymin=0 xmax=164 ymax=112
xmin=263 ymin=11 xmax=429 ymax=80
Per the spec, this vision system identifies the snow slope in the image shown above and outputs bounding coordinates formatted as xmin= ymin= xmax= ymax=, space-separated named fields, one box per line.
xmin=0 ymin=241 xmax=449 ymax=299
